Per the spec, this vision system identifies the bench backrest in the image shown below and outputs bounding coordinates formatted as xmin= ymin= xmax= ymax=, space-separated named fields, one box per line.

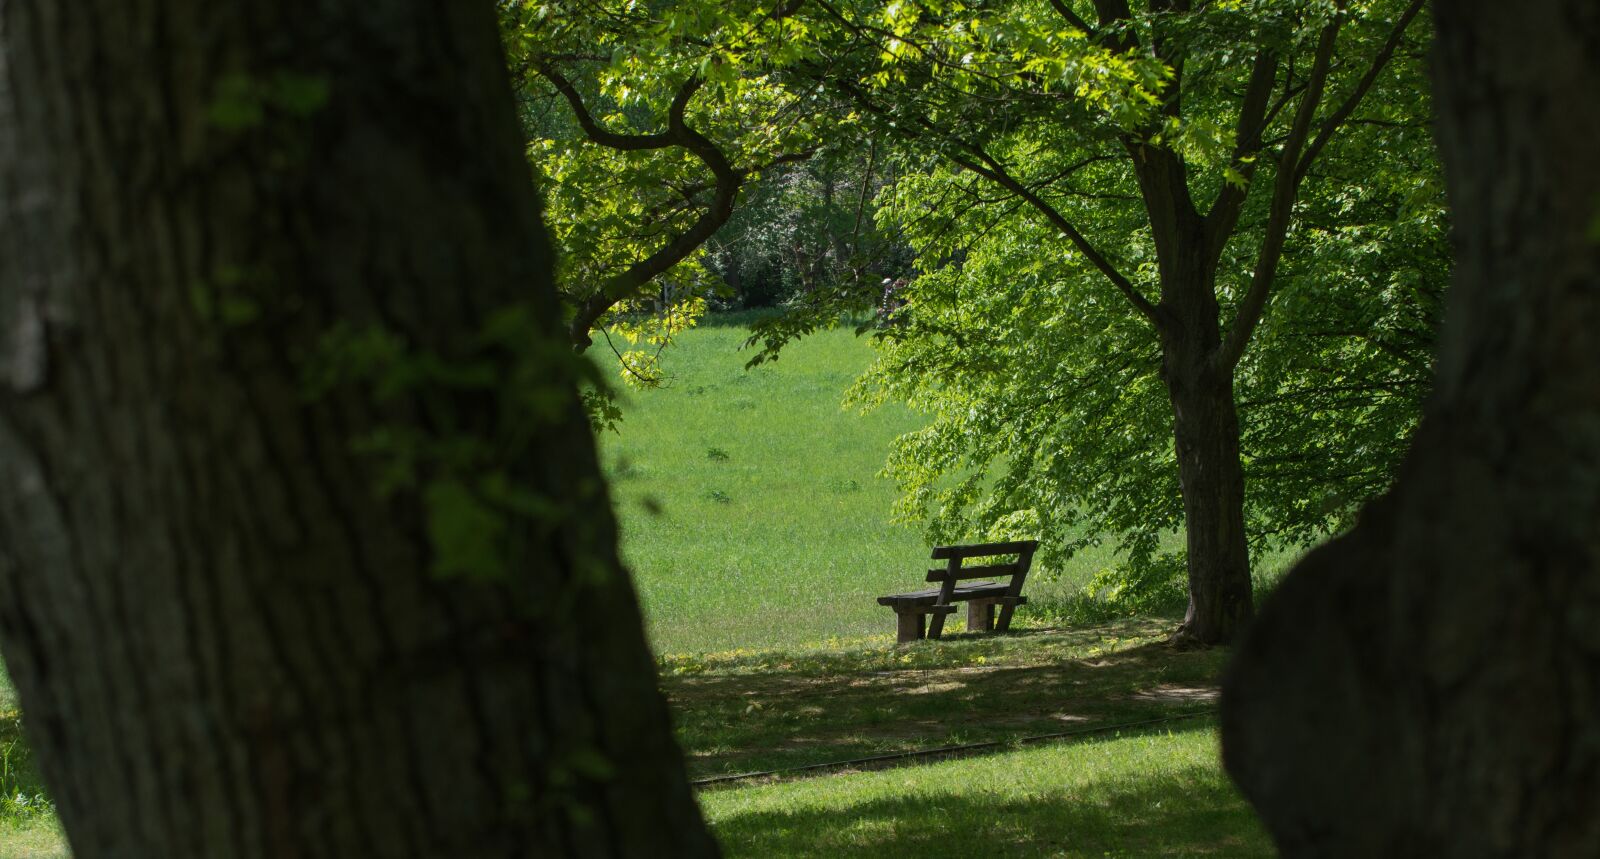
xmin=925 ymin=540 xmax=1039 ymax=604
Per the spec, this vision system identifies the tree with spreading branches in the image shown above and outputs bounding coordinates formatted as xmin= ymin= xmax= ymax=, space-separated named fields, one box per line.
xmin=794 ymin=0 xmax=1434 ymax=644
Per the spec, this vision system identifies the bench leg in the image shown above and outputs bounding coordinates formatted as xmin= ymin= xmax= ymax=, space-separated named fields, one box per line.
xmin=896 ymin=610 xmax=926 ymax=643
xmin=968 ymin=601 xmax=995 ymax=633
xmin=996 ymin=599 xmax=1019 ymax=632
xmin=928 ymin=608 xmax=949 ymax=639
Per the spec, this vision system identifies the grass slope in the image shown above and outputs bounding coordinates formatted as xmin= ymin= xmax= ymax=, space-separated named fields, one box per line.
xmin=599 ymin=315 xmax=930 ymax=653
xmin=600 ymin=314 xmax=1152 ymax=654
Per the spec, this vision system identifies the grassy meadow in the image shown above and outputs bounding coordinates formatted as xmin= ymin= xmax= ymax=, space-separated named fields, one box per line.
xmin=600 ymin=313 xmax=1159 ymax=654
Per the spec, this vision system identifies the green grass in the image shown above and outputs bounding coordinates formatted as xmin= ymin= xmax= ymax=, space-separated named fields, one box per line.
xmin=0 ymin=622 xmax=1261 ymax=858
xmin=0 ymin=666 xmax=50 ymax=829
xmin=660 ymin=618 xmax=1264 ymax=855
xmin=0 ymin=819 xmax=69 ymax=859
xmin=673 ymin=619 xmax=1265 ymax=856
xmin=600 ymin=314 xmax=929 ymax=653
xmin=702 ymin=727 xmax=1268 ymax=857
xmin=601 ymin=313 xmax=1169 ymax=653
xmin=662 ymin=618 xmax=1224 ymax=780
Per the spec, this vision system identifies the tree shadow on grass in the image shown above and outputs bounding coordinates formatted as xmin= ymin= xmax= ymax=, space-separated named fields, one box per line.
xmin=707 ymin=727 xmax=1270 ymax=857
xmin=669 ymin=636 xmax=1227 ymax=779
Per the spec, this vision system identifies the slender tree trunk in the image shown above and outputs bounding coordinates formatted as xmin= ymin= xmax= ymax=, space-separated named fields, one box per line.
xmin=0 ymin=2 xmax=717 ymax=857
xmin=1165 ymin=366 xmax=1253 ymax=646
xmin=1222 ymin=1 xmax=1600 ymax=853
xmin=1151 ymin=208 xmax=1255 ymax=647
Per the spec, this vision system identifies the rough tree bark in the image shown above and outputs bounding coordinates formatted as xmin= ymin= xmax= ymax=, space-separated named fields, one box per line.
xmin=0 ymin=2 xmax=717 ymax=857
xmin=1223 ymin=1 xmax=1600 ymax=854
xmin=1163 ymin=357 xmax=1252 ymax=646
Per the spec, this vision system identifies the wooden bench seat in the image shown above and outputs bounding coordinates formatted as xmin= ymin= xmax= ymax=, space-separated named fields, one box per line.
xmin=878 ymin=540 xmax=1038 ymax=643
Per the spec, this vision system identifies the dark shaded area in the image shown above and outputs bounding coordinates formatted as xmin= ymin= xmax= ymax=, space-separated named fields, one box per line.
xmin=1224 ymin=1 xmax=1600 ymax=854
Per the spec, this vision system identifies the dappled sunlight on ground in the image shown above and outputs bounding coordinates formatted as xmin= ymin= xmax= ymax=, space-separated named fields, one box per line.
xmin=664 ymin=618 xmax=1225 ymax=781
xmin=899 ymin=680 xmax=967 ymax=695
xmin=1133 ymin=685 xmax=1221 ymax=705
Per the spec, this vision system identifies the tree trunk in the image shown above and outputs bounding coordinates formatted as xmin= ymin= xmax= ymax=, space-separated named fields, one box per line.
xmin=1152 ymin=212 xmax=1255 ymax=647
xmin=1166 ymin=368 xmax=1253 ymax=646
xmin=0 ymin=2 xmax=717 ymax=857
xmin=1222 ymin=1 xmax=1600 ymax=854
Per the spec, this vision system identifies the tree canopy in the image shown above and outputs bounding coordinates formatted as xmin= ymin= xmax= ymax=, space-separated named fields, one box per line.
xmin=511 ymin=0 xmax=1444 ymax=643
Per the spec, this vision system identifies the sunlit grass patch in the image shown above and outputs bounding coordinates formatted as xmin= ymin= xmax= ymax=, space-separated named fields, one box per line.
xmin=0 ymin=817 xmax=69 ymax=859
xmin=700 ymin=726 xmax=1270 ymax=857
xmin=600 ymin=315 xmax=1171 ymax=654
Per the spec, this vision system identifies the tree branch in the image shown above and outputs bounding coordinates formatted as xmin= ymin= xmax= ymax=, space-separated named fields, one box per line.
xmin=957 ymin=150 xmax=1163 ymax=325
xmin=536 ymin=60 xmax=821 ymax=349
xmin=1046 ymin=0 xmax=1097 ymax=35
xmin=824 ymin=75 xmax=1160 ymax=326
xmin=537 ymin=68 xmax=740 ymax=349
xmin=537 ymin=64 xmax=676 ymax=151
xmin=1293 ymin=0 xmax=1427 ymax=185
xmin=1202 ymin=49 xmax=1279 ymax=264
xmin=1213 ymin=13 xmax=1341 ymax=373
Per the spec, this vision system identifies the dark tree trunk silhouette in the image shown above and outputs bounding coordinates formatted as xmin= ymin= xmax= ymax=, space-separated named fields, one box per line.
xmin=1223 ymin=0 xmax=1600 ymax=853
xmin=0 ymin=1 xmax=716 ymax=857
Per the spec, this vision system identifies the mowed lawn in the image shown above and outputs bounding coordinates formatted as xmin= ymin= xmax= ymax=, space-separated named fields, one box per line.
xmin=600 ymin=314 xmax=1134 ymax=654
xmin=703 ymin=729 xmax=1268 ymax=858
xmin=672 ymin=618 xmax=1268 ymax=856
xmin=1 ymin=621 xmax=1269 ymax=858
xmin=599 ymin=315 xmax=930 ymax=653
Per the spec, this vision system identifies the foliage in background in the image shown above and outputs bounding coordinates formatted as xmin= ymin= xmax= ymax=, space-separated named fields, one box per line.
xmin=505 ymin=1 xmax=1444 ymax=619
xmin=0 ymin=670 xmax=51 ymax=827
xmin=706 ymin=151 xmax=915 ymax=312
xmin=816 ymin=0 xmax=1445 ymax=611
xmin=503 ymin=0 xmax=846 ymax=376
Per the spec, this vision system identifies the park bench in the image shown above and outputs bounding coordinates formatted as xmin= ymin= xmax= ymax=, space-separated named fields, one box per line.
xmin=877 ymin=540 xmax=1038 ymax=643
